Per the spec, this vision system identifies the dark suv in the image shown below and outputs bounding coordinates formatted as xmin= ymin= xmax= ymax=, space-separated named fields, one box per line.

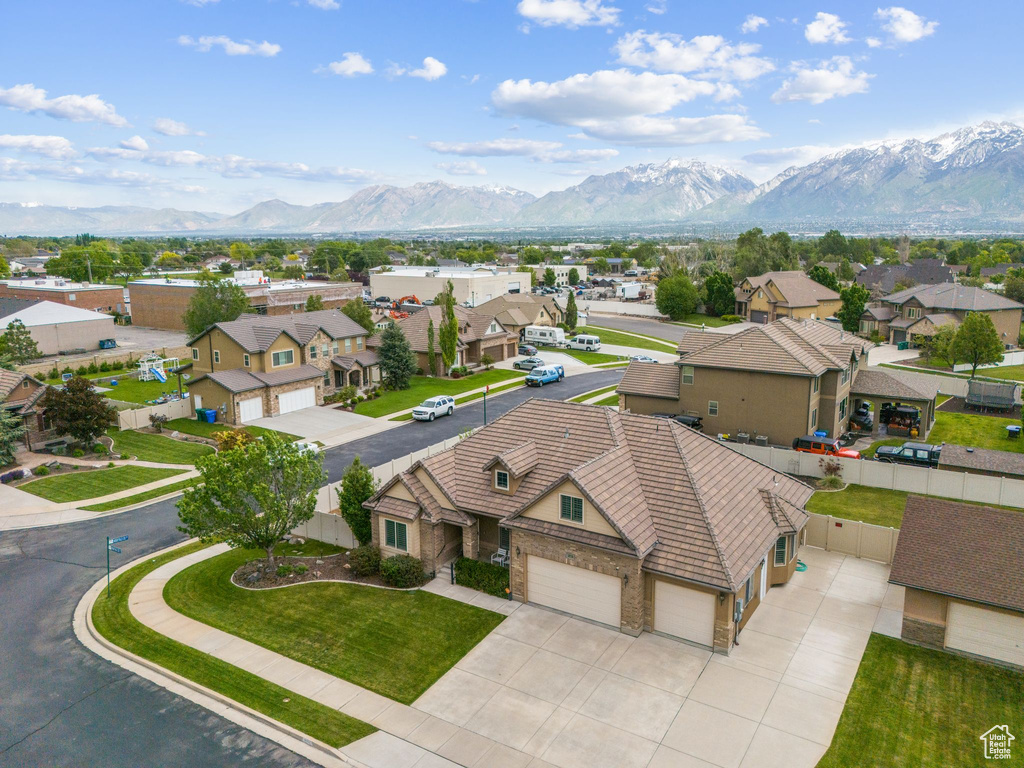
xmin=874 ymin=442 xmax=942 ymax=467
xmin=652 ymin=413 xmax=704 ymax=432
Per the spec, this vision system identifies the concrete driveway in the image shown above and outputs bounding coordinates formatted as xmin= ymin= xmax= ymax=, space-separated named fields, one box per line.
xmin=249 ymin=405 xmax=375 ymax=443
xmin=408 ymin=546 xmax=902 ymax=768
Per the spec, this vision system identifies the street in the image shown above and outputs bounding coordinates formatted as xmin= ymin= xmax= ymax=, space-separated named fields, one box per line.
xmin=0 ymin=369 xmax=622 ymax=768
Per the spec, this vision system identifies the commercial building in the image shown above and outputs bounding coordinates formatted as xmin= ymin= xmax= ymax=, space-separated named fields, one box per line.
xmin=0 ymin=299 xmax=116 ymax=355
xmin=128 ymin=271 xmax=362 ymax=331
xmin=533 ymin=263 xmax=588 ymax=286
xmin=368 ymin=266 xmax=527 ymax=307
xmin=734 ymin=270 xmax=841 ymax=323
xmin=364 ymin=399 xmax=812 ymax=653
xmin=0 ymin=278 xmax=126 ymax=314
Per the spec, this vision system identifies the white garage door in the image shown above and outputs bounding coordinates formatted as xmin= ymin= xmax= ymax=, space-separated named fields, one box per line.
xmin=653 ymin=580 xmax=716 ymax=647
xmin=238 ymin=397 xmax=264 ymax=423
xmin=278 ymin=387 xmax=316 ymax=415
xmin=946 ymin=602 xmax=1024 ymax=667
xmin=527 ymin=556 xmax=621 ymax=628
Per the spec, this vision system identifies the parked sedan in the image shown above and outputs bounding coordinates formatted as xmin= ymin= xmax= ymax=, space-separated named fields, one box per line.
xmin=411 ymin=396 xmax=455 ymax=422
xmin=630 ymin=354 xmax=658 ymax=363
xmin=874 ymin=442 xmax=942 ymax=467
xmin=525 ymin=365 xmax=563 ymax=387
xmin=518 ymin=344 xmax=538 ymax=356
xmin=514 ymin=356 xmax=546 ymax=371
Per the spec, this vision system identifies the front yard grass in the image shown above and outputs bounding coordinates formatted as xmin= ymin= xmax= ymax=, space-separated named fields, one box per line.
xmin=668 ymin=313 xmax=741 ymax=328
xmin=978 ymin=363 xmax=1024 ymax=381
xmin=570 ymin=385 xmax=619 ymax=403
xmin=92 ymin=541 xmax=374 ymax=748
xmin=593 ymin=394 xmax=619 ymax=406
xmin=928 ymin=412 xmax=1024 ymax=453
xmin=19 ymin=466 xmax=186 ymax=503
xmin=819 ymin=634 xmax=1024 ymax=768
xmin=353 ymin=369 xmax=525 ymax=418
xmin=80 ymin=477 xmax=201 ymax=512
xmin=106 ymin=428 xmax=214 ymax=465
xmin=537 ymin=346 xmax=619 ymax=365
xmin=575 ymin=326 xmax=676 ymax=351
xmin=164 ymin=546 xmax=505 ymax=704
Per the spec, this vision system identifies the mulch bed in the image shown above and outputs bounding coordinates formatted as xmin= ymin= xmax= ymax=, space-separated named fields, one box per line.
xmin=937 ymin=396 xmax=1021 ymax=420
xmin=232 ymin=551 xmax=392 ymax=589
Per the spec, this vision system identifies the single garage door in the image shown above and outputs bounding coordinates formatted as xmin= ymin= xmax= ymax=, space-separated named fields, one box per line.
xmin=946 ymin=601 xmax=1024 ymax=667
xmin=527 ymin=556 xmax=621 ymax=627
xmin=238 ymin=397 xmax=264 ymax=423
xmin=482 ymin=344 xmax=504 ymax=362
xmin=653 ymin=580 xmax=716 ymax=647
xmin=749 ymin=310 xmax=770 ymax=324
xmin=278 ymin=386 xmax=316 ymax=415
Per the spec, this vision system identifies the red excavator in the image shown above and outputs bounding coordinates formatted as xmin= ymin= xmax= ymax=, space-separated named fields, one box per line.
xmin=391 ymin=295 xmax=422 ymax=309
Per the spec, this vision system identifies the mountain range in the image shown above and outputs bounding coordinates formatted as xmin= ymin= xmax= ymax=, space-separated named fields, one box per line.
xmin=3 ymin=121 xmax=1023 ymax=236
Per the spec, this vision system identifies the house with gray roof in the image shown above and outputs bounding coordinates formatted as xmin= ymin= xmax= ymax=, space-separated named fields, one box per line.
xmin=364 ymin=398 xmax=812 ymax=653
xmin=880 ymin=282 xmax=1023 ymax=347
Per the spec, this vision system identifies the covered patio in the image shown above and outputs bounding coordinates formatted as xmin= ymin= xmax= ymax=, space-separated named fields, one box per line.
xmin=850 ymin=368 xmax=938 ymax=440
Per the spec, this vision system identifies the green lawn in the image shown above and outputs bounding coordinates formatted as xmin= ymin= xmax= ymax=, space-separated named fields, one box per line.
xmin=929 ymin=412 xmax=1024 ymax=454
xmin=106 ymin=428 xmax=214 ymax=465
xmin=80 ymin=477 xmax=200 ymax=512
xmin=164 ymin=547 xmax=504 ymax=704
xmin=102 ymin=377 xmax=188 ymax=405
xmin=164 ymin=418 xmax=300 ymax=442
xmin=19 ymin=466 xmax=186 ymax=503
xmin=819 ymin=634 xmax=1024 ymax=768
xmin=538 ymin=346 xmax=620 ymax=365
xmin=974 ymin=363 xmax=1024 ymax=382
xmin=570 ymin=385 xmax=619 ymax=403
xmin=354 ymin=369 xmax=525 ymax=418
xmin=272 ymin=539 xmax=347 ymax=558
xmin=92 ymin=542 xmax=374 ymax=748
xmin=593 ymin=395 xmax=619 ymax=406
xmin=575 ymin=326 xmax=676 ymax=352
xmin=668 ymin=313 xmax=741 ymax=328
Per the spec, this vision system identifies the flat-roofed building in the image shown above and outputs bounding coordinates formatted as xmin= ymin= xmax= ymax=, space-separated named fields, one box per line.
xmin=0 ymin=278 xmax=126 ymax=314
xmin=368 ymin=266 xmax=526 ymax=307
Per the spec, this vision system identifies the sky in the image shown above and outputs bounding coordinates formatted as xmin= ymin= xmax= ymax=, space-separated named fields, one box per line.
xmin=1 ymin=0 xmax=1021 ymax=214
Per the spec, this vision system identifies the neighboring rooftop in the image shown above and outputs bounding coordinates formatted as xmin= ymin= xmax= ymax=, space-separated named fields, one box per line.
xmin=187 ymin=308 xmax=367 ymax=351
xmin=857 ymin=259 xmax=954 ymax=294
xmin=850 ymin=368 xmax=937 ymax=402
xmin=129 ymin=270 xmax=340 ymax=293
xmin=196 ymin=363 xmax=324 ymax=393
xmin=0 ymin=299 xmax=114 ymax=326
xmin=367 ymin=304 xmax=511 ymax=353
xmin=476 ymin=293 xmax=561 ymax=328
xmin=889 ymin=496 xmax=1024 ymax=613
xmin=882 ymin=282 xmax=1024 ymax=311
xmin=0 ymin=278 xmax=121 ymax=292
xmin=739 ymin=270 xmax=840 ymax=308
xmin=368 ymin=265 xmax=516 ymax=278
xmin=617 ymin=362 xmax=680 ymax=400
xmin=937 ymin=444 xmax=1024 ymax=478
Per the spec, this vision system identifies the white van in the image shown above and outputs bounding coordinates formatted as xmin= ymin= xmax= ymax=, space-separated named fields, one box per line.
xmin=567 ymin=334 xmax=601 ymax=351
xmin=523 ymin=325 xmax=566 ymax=348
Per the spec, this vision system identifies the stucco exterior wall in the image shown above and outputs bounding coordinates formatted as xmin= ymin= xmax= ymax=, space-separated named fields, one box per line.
xmin=521 ymin=479 xmax=623 ymax=538
xmin=25 ymin=317 xmax=116 ymax=355
xmin=369 ymin=272 xmax=524 ymax=306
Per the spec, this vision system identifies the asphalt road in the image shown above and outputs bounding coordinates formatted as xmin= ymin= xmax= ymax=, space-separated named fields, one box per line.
xmin=583 ymin=314 xmax=692 ymax=342
xmin=0 ymin=368 xmax=622 ymax=768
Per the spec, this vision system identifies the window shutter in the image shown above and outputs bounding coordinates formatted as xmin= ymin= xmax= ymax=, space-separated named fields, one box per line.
xmin=396 ymin=522 xmax=407 ymax=551
xmin=385 ymin=519 xmax=396 ymax=548
xmin=572 ymin=497 xmax=583 ymax=523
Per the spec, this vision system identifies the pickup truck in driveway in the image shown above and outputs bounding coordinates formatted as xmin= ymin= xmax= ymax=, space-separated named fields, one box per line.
xmin=874 ymin=442 xmax=942 ymax=467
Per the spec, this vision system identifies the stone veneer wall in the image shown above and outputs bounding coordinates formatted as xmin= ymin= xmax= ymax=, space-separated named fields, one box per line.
xmin=901 ymin=616 xmax=946 ymax=649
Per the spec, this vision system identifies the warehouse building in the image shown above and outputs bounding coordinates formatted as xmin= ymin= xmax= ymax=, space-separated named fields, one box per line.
xmin=369 ymin=266 xmax=526 ymax=307
xmin=0 ymin=299 xmax=116 ymax=355
xmin=0 ymin=278 xmax=126 ymax=314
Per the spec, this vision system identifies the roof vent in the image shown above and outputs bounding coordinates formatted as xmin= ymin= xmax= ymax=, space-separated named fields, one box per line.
xmin=563 ymin=427 xmax=570 ymax=439
xmin=966 ymin=447 xmax=974 ymax=453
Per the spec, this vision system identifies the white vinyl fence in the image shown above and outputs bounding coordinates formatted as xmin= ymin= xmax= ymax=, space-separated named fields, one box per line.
xmin=117 ymin=398 xmax=195 ymax=430
xmin=729 ymin=443 xmax=1024 ymax=509
xmin=954 ymin=349 xmax=1024 ymax=373
xmin=803 ymin=514 xmax=899 ymax=564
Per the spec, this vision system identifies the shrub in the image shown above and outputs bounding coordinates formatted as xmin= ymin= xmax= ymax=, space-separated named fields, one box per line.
xmin=61 ymin=366 xmax=73 ymax=376
xmin=453 ymin=557 xmax=510 ymax=598
xmin=33 ymin=465 xmax=50 ymax=476
xmin=720 ymin=314 xmax=743 ymax=323
xmin=75 ymin=366 xmax=89 ymax=376
xmin=819 ymin=457 xmax=843 ymax=478
xmin=47 ymin=367 xmax=60 ymax=380
xmin=112 ymin=361 xmax=125 ymax=371
xmin=213 ymin=429 xmax=255 ymax=452
xmin=93 ymin=443 xmax=108 ymax=454
xmin=380 ymin=554 xmax=425 ymax=588
xmin=149 ymin=413 xmax=169 ymax=433
xmin=99 ymin=361 xmax=111 ymax=372
xmin=357 ymin=395 xmax=365 ymax=402
xmin=294 ymin=564 xmax=309 ymax=575
xmin=87 ymin=362 xmax=99 ymax=374
xmin=72 ymin=448 xmax=85 ymax=458
xmin=349 ymin=544 xmax=381 ymax=576
xmin=817 ymin=475 xmax=845 ymax=490
xmin=348 ymin=398 xmax=358 ymax=407
xmin=107 ymin=461 xmax=115 ymax=468
xmin=276 ymin=564 xmax=294 ymax=577
xmin=1 ymin=469 xmax=21 ymax=484
xmin=480 ymin=354 xmax=494 ymax=369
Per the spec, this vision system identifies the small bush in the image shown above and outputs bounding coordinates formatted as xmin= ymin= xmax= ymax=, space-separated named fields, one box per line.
xmin=213 ymin=429 xmax=255 ymax=452
xmin=87 ymin=362 xmax=99 ymax=374
xmin=480 ymin=353 xmax=494 ymax=369
xmin=150 ymin=413 xmax=169 ymax=433
xmin=0 ymin=470 xmax=21 ymax=484
xmin=99 ymin=361 xmax=111 ymax=372
xmin=720 ymin=314 xmax=743 ymax=323
xmin=75 ymin=366 xmax=89 ymax=376
xmin=112 ymin=361 xmax=125 ymax=371
xmin=348 ymin=398 xmax=358 ymax=407
xmin=93 ymin=443 xmax=108 ymax=454
xmin=72 ymin=449 xmax=85 ymax=458
xmin=348 ymin=544 xmax=381 ymax=577
xmin=380 ymin=554 xmax=425 ymax=588
xmin=819 ymin=457 xmax=843 ymax=478
xmin=357 ymin=395 xmax=365 ymax=402
xmin=107 ymin=461 xmax=115 ymax=468
xmin=61 ymin=366 xmax=73 ymax=376
xmin=276 ymin=564 xmax=294 ymax=577
xmin=817 ymin=475 xmax=845 ymax=490
xmin=47 ymin=367 xmax=60 ymax=380
xmin=294 ymin=564 xmax=309 ymax=575
xmin=454 ymin=557 xmax=510 ymax=598
xmin=33 ymin=465 xmax=50 ymax=476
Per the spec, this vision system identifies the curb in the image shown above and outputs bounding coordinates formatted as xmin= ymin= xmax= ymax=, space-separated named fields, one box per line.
xmin=73 ymin=540 xmax=368 ymax=768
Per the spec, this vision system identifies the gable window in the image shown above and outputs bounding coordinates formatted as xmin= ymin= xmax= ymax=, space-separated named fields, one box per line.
xmin=345 ymin=338 xmax=352 ymax=353
xmin=681 ymin=365 xmax=694 ymax=385
xmin=191 ymin=348 xmax=199 ymax=361
xmin=775 ymin=536 xmax=787 ymax=566
xmin=332 ymin=341 xmax=339 ymax=355
xmin=213 ymin=350 xmax=220 ymax=364
xmin=243 ymin=354 xmax=250 ymax=367
xmin=357 ymin=337 xmax=364 ymax=350
xmin=559 ymin=494 xmax=584 ymax=524
xmin=272 ymin=349 xmax=294 ymax=367
xmin=384 ymin=519 xmax=408 ymax=551
xmin=494 ymin=470 xmax=510 ymax=490
xmin=22 ymin=380 xmax=29 ymax=389
xmin=708 ymin=400 xmax=719 ymax=417
xmin=840 ymin=367 xmax=849 ymax=385
xmin=321 ymin=344 xmax=329 ymax=357
xmin=758 ymin=290 xmax=763 ymax=299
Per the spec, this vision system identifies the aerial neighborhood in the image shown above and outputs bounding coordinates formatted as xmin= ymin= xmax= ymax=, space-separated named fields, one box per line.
xmin=2 ymin=3 xmax=1022 ymax=768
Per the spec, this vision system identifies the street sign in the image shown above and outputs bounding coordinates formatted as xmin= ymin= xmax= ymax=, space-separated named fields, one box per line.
xmin=110 ymin=535 xmax=129 ymax=544
xmin=106 ymin=535 xmax=129 ymax=597
xmin=108 ymin=546 xmax=121 ymax=554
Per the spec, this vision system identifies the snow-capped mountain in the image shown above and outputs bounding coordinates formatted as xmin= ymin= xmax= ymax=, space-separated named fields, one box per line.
xmin=515 ymin=158 xmax=755 ymax=226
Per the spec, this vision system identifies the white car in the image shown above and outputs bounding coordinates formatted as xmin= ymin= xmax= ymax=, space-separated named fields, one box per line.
xmin=629 ymin=354 xmax=658 ymax=363
xmin=294 ymin=441 xmax=321 ymax=455
xmin=412 ymin=396 xmax=455 ymax=421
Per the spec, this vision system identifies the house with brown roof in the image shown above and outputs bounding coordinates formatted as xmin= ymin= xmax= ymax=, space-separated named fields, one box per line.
xmin=364 ymin=399 xmax=812 ymax=653
xmin=936 ymin=444 xmax=1024 ymax=480
xmin=0 ymin=369 xmax=53 ymax=450
xmin=890 ymin=496 xmax=1024 ymax=668
xmin=186 ymin=309 xmax=375 ymax=425
xmin=880 ymin=282 xmax=1023 ymax=348
xmin=367 ymin=305 xmax=517 ymax=374
xmin=734 ymin=271 xmax=841 ymax=324
xmin=474 ymin=293 xmax=563 ymax=339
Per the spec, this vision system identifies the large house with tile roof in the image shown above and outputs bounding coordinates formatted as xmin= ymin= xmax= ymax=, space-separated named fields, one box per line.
xmin=734 ymin=271 xmax=841 ymax=324
xmin=877 ymin=282 xmax=1023 ymax=348
xmin=186 ymin=309 xmax=376 ymax=425
xmin=474 ymin=293 xmax=563 ymax=339
xmin=364 ymin=398 xmax=811 ymax=653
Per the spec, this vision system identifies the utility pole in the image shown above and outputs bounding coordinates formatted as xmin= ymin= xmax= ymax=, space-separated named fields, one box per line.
xmin=86 ymin=253 xmax=93 ymax=283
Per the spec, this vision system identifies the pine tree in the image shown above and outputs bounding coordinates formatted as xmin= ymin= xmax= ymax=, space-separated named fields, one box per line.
xmin=0 ymin=406 xmax=26 ymax=465
xmin=377 ymin=323 xmax=417 ymax=390
xmin=337 ymin=456 xmax=378 ymax=546
xmin=0 ymin=320 xmax=41 ymax=364
xmin=566 ymin=290 xmax=578 ymax=330
xmin=426 ymin=318 xmax=438 ymax=376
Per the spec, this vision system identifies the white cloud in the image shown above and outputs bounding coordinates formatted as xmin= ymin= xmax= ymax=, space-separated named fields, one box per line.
xmin=645 ymin=0 xmax=667 ymax=14
xmin=571 ymin=114 xmax=766 ymax=146
xmin=153 ymin=117 xmax=204 ymax=136
xmin=182 ymin=0 xmax=219 ymax=5
xmin=0 ymin=83 xmax=127 ymax=127
xmin=178 ymin=35 xmax=281 ymax=57
xmin=804 ymin=12 xmax=851 ymax=44
xmin=772 ymin=57 xmax=872 ymax=104
xmin=0 ymin=157 xmax=203 ymax=191
xmin=323 ymin=52 xmax=373 ymax=76
xmin=308 ymin=0 xmax=340 ymax=9
xmin=409 ymin=57 xmax=447 ymax=80
xmin=427 ymin=138 xmax=562 ymax=156
xmin=539 ymin=148 xmax=620 ymax=162
xmin=614 ymin=30 xmax=774 ymax=82
xmin=436 ymin=161 xmax=487 ymax=176
xmin=866 ymin=37 xmax=882 ymax=48
xmin=120 ymin=135 xmax=149 ymax=151
xmin=876 ymin=7 xmax=937 ymax=43
xmin=516 ymin=0 xmax=620 ymax=29
xmin=0 ymin=134 xmax=75 ymax=159
xmin=740 ymin=15 xmax=768 ymax=33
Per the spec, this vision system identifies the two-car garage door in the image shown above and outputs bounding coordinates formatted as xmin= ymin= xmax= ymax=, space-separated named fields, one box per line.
xmin=946 ymin=602 xmax=1024 ymax=667
xmin=526 ymin=557 xmax=621 ymax=628
xmin=278 ymin=387 xmax=316 ymax=415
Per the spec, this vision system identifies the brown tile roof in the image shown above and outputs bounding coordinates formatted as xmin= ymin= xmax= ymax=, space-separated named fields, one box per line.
xmin=740 ymin=271 xmax=840 ymax=308
xmin=331 ymin=350 xmax=379 ymax=370
xmin=195 ymin=364 xmax=323 ymax=393
xmin=368 ymin=399 xmax=813 ymax=590
xmin=374 ymin=496 xmax=421 ymax=521
xmin=365 ymin=305 xmax=514 ymax=354
xmin=937 ymin=445 xmax=1024 ymax=478
xmin=0 ymin=370 xmax=38 ymax=402
xmin=505 ymin=516 xmax=637 ymax=557
xmin=883 ymin=282 xmax=1024 ymax=312
xmin=484 ymin=441 xmax=539 ymax=478
xmin=476 ymin=293 xmax=560 ymax=328
xmin=617 ymin=362 xmax=679 ymax=399
xmin=187 ymin=309 xmax=367 ymax=351
xmin=851 ymin=368 xmax=935 ymax=402
xmin=889 ymin=496 xmax=1024 ymax=613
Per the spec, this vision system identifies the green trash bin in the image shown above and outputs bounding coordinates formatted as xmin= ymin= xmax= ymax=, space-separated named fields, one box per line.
xmin=897 ymin=341 xmax=909 ymax=351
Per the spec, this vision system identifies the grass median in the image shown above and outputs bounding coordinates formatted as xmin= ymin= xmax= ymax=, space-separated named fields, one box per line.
xmin=19 ymin=466 xmax=186 ymax=503
xmin=576 ymin=326 xmax=676 ymax=352
xmin=354 ymin=369 xmax=525 ymax=418
xmin=91 ymin=541 xmax=374 ymax=748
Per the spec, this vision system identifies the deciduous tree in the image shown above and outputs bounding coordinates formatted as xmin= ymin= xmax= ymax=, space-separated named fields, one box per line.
xmin=543 ymin=267 xmax=556 ymax=287
xmin=568 ymin=267 xmax=580 ymax=286
xmin=337 ymin=456 xmax=378 ymax=546
xmin=836 ymin=284 xmax=870 ymax=332
xmin=40 ymin=375 xmax=116 ymax=445
xmin=702 ymin=270 xmax=735 ymax=317
xmin=438 ymin=280 xmax=458 ymax=372
xmin=655 ymin=274 xmax=699 ymax=321
xmin=305 ymin=294 xmax=324 ymax=312
xmin=950 ymin=312 xmax=1004 ymax=378
xmin=183 ymin=272 xmax=251 ymax=337
xmin=565 ymin=290 xmax=578 ymax=330
xmin=0 ymin=320 xmax=40 ymax=363
xmin=808 ymin=264 xmax=840 ymax=292
xmin=341 ymin=297 xmax=374 ymax=333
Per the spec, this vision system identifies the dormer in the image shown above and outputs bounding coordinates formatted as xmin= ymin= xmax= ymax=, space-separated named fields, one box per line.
xmin=483 ymin=441 xmax=538 ymax=494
